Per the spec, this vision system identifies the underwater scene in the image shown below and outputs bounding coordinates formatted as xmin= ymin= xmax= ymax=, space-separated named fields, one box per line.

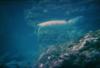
xmin=0 ymin=0 xmax=100 ymax=68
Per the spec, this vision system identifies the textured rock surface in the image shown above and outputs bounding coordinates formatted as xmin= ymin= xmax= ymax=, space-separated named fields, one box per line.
xmin=35 ymin=30 xmax=100 ymax=68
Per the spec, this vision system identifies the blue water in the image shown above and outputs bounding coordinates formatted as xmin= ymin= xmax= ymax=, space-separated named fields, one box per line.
xmin=0 ymin=0 xmax=100 ymax=67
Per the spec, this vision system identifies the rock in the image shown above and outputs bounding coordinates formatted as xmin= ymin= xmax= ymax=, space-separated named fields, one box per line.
xmin=35 ymin=30 xmax=100 ymax=68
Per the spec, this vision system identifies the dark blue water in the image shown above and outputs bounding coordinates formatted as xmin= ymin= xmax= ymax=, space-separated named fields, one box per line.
xmin=0 ymin=0 xmax=100 ymax=67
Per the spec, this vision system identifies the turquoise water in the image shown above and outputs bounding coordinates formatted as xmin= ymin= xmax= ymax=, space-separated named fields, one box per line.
xmin=0 ymin=0 xmax=100 ymax=67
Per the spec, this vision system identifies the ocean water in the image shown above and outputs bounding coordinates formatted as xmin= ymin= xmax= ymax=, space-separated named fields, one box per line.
xmin=0 ymin=0 xmax=100 ymax=67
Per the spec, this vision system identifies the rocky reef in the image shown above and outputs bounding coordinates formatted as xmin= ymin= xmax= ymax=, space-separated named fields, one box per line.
xmin=35 ymin=30 xmax=100 ymax=68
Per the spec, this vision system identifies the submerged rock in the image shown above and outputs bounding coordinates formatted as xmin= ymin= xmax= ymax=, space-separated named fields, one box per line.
xmin=35 ymin=30 xmax=100 ymax=68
